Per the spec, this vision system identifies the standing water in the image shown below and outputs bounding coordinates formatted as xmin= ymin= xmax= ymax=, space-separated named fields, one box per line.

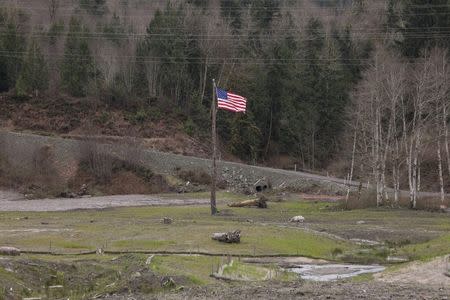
xmin=288 ymin=264 xmax=385 ymax=281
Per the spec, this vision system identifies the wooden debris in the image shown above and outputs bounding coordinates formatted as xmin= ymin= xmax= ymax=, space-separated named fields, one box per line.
xmin=212 ymin=230 xmax=241 ymax=243
xmin=146 ymin=254 xmax=155 ymax=265
xmin=0 ymin=246 xmax=20 ymax=256
xmin=228 ymin=196 xmax=267 ymax=209
xmin=48 ymin=285 xmax=64 ymax=289
xmin=161 ymin=276 xmax=176 ymax=288
xmin=162 ymin=217 xmax=173 ymax=224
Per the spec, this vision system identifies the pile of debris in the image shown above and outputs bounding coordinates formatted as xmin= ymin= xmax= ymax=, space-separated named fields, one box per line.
xmin=60 ymin=184 xmax=89 ymax=198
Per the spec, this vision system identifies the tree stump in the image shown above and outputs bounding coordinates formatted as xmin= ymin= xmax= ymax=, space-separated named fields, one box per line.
xmin=162 ymin=217 xmax=173 ymax=224
xmin=211 ymin=230 xmax=241 ymax=243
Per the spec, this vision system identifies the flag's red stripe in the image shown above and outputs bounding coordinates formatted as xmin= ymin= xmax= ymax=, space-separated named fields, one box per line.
xmin=229 ymin=97 xmax=246 ymax=102
xmin=219 ymin=100 xmax=246 ymax=111
xmin=230 ymin=100 xmax=246 ymax=105
xmin=218 ymin=104 xmax=239 ymax=112
xmin=233 ymin=102 xmax=246 ymax=107
xmin=218 ymin=101 xmax=239 ymax=111
xmin=218 ymin=102 xmax=237 ymax=109
xmin=228 ymin=93 xmax=245 ymax=99
xmin=229 ymin=98 xmax=246 ymax=104
xmin=218 ymin=104 xmax=241 ymax=113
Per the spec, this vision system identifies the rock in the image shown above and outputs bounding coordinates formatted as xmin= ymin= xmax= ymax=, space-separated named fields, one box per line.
xmin=289 ymin=216 xmax=305 ymax=223
xmin=162 ymin=217 xmax=173 ymax=224
xmin=0 ymin=246 xmax=20 ymax=256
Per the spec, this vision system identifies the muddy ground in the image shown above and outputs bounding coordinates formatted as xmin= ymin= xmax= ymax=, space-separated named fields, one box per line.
xmin=112 ymin=281 xmax=450 ymax=300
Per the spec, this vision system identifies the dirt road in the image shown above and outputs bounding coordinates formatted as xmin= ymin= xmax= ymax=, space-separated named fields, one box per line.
xmin=0 ymin=190 xmax=209 ymax=211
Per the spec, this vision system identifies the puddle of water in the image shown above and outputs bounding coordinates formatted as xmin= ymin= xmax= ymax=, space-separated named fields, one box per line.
xmin=288 ymin=264 xmax=385 ymax=281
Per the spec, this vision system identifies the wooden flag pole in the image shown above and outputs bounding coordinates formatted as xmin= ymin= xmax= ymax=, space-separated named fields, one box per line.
xmin=210 ymin=79 xmax=218 ymax=215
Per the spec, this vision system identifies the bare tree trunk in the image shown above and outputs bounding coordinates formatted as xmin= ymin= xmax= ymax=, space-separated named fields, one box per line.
xmin=443 ymin=103 xmax=450 ymax=176
xmin=375 ymin=108 xmax=383 ymax=207
xmin=264 ymin=109 xmax=273 ymax=159
xmin=346 ymin=125 xmax=358 ymax=206
xmin=201 ymin=61 xmax=208 ymax=104
xmin=437 ymin=139 xmax=445 ymax=204
xmin=392 ymin=139 xmax=400 ymax=206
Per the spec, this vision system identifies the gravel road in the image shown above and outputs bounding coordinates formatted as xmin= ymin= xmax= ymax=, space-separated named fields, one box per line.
xmin=0 ymin=190 xmax=209 ymax=211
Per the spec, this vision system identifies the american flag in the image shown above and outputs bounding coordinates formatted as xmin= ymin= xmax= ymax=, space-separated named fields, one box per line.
xmin=216 ymin=88 xmax=247 ymax=113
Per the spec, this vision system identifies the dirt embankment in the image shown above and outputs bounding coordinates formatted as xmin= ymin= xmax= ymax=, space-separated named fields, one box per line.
xmin=376 ymin=256 xmax=450 ymax=287
xmin=0 ymin=131 xmax=350 ymax=195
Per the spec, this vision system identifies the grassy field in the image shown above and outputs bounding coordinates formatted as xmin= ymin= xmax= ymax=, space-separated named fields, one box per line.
xmin=0 ymin=192 xmax=449 ymax=299
xmin=0 ymin=192 xmax=448 ymax=259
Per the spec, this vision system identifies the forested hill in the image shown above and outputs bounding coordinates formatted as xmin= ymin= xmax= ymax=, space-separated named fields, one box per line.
xmin=0 ymin=1 xmax=449 ymax=194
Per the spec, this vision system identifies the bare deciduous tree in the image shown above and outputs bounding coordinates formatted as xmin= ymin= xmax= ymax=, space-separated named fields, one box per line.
xmin=48 ymin=0 xmax=59 ymax=21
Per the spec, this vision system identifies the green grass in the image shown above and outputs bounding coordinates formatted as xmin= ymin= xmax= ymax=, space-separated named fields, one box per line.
xmin=150 ymin=255 xmax=219 ymax=285
xmin=222 ymin=260 xmax=269 ymax=280
xmin=0 ymin=203 xmax=356 ymax=258
xmin=113 ymin=239 xmax=177 ymax=249
xmin=397 ymin=234 xmax=450 ymax=260
xmin=0 ymin=194 xmax=448 ymax=262
xmin=350 ymin=272 xmax=374 ymax=282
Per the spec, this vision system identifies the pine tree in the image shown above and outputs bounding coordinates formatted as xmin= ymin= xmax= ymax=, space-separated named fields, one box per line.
xmin=61 ymin=18 xmax=95 ymax=97
xmin=136 ymin=4 xmax=201 ymax=109
xmin=399 ymin=0 xmax=450 ymax=57
xmin=16 ymin=40 xmax=48 ymax=97
xmin=0 ymin=9 xmax=26 ymax=92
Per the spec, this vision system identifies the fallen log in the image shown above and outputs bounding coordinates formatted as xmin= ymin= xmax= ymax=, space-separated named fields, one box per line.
xmin=228 ymin=196 xmax=268 ymax=209
xmin=0 ymin=246 xmax=21 ymax=256
xmin=211 ymin=230 xmax=241 ymax=243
